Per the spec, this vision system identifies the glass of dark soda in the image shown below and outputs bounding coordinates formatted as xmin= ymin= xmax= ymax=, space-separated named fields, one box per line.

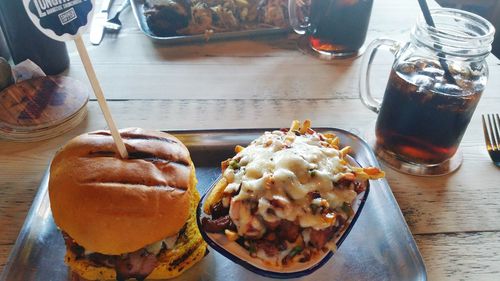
xmin=289 ymin=0 xmax=373 ymax=58
xmin=359 ymin=9 xmax=495 ymax=176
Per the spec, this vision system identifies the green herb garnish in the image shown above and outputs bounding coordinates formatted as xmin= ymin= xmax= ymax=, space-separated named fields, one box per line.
xmin=310 ymin=204 xmax=319 ymax=214
xmin=289 ymin=246 xmax=303 ymax=257
xmin=341 ymin=202 xmax=353 ymax=216
xmin=229 ymin=160 xmax=240 ymax=170
xmin=248 ymin=244 xmax=256 ymax=254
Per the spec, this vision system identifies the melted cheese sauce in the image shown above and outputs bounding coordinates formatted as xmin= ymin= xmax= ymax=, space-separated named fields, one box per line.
xmin=223 ymin=130 xmax=357 ymax=238
xmin=145 ymin=233 xmax=179 ymax=255
xmin=83 ymin=233 xmax=179 ymax=257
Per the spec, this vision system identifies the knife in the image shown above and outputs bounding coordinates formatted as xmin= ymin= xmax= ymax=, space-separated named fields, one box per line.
xmin=89 ymin=0 xmax=114 ymax=45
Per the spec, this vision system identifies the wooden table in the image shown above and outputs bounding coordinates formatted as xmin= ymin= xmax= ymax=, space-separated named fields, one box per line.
xmin=1 ymin=0 xmax=499 ymax=280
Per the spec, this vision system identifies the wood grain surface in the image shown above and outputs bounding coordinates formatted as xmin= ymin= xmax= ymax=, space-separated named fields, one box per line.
xmin=0 ymin=76 xmax=88 ymax=129
xmin=1 ymin=0 xmax=500 ymax=280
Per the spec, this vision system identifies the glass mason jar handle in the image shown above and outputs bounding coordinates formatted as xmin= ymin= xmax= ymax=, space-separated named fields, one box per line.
xmin=359 ymin=39 xmax=401 ymax=113
xmin=288 ymin=0 xmax=307 ymax=35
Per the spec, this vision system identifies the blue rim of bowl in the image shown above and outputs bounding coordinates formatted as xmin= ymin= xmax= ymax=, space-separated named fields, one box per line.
xmin=196 ymin=176 xmax=370 ymax=279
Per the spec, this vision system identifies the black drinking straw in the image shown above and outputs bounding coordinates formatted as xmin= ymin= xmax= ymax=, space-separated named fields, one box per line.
xmin=417 ymin=0 xmax=457 ymax=84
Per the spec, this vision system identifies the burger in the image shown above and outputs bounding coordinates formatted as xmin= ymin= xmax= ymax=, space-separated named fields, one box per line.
xmin=49 ymin=128 xmax=206 ymax=280
xmin=200 ymin=120 xmax=384 ymax=272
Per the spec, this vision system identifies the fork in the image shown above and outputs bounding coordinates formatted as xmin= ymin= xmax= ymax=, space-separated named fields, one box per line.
xmin=482 ymin=114 xmax=500 ymax=167
xmin=104 ymin=0 xmax=130 ymax=32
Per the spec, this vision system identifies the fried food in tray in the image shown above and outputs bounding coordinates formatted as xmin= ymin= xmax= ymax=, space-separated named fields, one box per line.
xmin=143 ymin=0 xmax=288 ymax=37
xmin=199 ymin=120 xmax=385 ymax=275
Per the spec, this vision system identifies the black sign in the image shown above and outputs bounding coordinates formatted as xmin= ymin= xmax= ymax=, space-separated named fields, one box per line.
xmin=23 ymin=0 xmax=94 ymax=41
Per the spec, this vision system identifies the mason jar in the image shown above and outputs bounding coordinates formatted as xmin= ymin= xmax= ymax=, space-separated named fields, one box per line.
xmin=359 ymin=8 xmax=495 ymax=176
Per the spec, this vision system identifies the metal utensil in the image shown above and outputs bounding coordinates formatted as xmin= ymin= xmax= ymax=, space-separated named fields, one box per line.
xmin=89 ymin=0 xmax=114 ymax=45
xmin=104 ymin=0 xmax=131 ymax=32
xmin=482 ymin=114 xmax=500 ymax=167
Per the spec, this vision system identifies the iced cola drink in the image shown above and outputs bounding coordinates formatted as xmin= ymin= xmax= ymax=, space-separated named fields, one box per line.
xmin=376 ymin=60 xmax=484 ymax=164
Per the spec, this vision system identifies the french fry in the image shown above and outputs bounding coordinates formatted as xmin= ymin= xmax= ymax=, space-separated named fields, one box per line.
xmin=300 ymin=119 xmax=311 ymax=134
xmin=221 ymin=159 xmax=230 ymax=171
xmin=339 ymin=146 xmax=351 ymax=158
xmin=203 ymin=177 xmax=228 ymax=214
xmin=331 ymin=136 xmax=340 ymax=147
xmin=235 ymin=145 xmax=245 ymax=153
xmin=290 ymin=120 xmax=300 ymax=132
xmin=342 ymin=172 xmax=356 ymax=181
xmin=354 ymin=172 xmax=369 ymax=181
xmin=364 ymin=167 xmax=382 ymax=175
xmin=225 ymin=230 xmax=239 ymax=241
xmin=363 ymin=167 xmax=386 ymax=179
xmin=323 ymin=133 xmax=336 ymax=139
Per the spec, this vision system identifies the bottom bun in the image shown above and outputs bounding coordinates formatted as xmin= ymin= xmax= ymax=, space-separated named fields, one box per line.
xmin=66 ymin=189 xmax=207 ymax=280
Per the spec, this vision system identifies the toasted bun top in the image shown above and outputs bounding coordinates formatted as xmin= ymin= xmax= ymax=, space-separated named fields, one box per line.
xmin=49 ymin=128 xmax=194 ymax=255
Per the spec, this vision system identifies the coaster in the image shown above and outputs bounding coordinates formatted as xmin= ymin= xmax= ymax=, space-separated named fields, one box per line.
xmin=0 ymin=76 xmax=89 ymax=141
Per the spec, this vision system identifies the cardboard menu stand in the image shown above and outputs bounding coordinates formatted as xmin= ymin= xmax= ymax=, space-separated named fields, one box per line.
xmin=1 ymin=0 xmax=128 ymax=159
xmin=23 ymin=0 xmax=94 ymax=42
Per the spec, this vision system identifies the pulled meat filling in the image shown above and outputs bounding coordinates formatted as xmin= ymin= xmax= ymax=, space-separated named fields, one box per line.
xmin=202 ymin=200 xmax=348 ymax=264
xmin=62 ymin=229 xmax=183 ymax=281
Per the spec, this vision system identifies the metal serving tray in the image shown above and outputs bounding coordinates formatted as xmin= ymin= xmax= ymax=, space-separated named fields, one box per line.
xmin=0 ymin=128 xmax=427 ymax=281
xmin=130 ymin=0 xmax=289 ymax=44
